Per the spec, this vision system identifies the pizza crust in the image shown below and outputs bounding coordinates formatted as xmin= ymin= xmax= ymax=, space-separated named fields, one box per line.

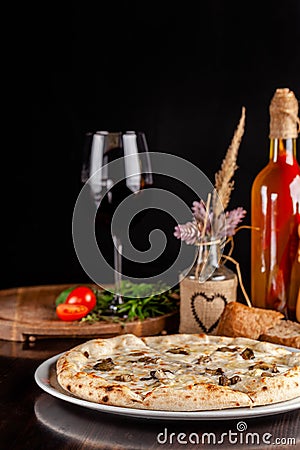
xmin=57 ymin=366 xmax=252 ymax=411
xmin=247 ymin=366 xmax=300 ymax=406
xmin=56 ymin=333 xmax=300 ymax=411
xmin=142 ymin=383 xmax=252 ymax=410
xmin=57 ymin=370 xmax=144 ymax=407
xmin=56 ymin=334 xmax=148 ymax=407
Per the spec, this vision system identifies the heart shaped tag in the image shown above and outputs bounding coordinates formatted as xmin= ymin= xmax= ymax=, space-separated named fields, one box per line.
xmin=190 ymin=292 xmax=228 ymax=333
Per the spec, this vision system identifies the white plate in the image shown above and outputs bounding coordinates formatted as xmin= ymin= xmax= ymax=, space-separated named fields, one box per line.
xmin=35 ymin=351 xmax=300 ymax=421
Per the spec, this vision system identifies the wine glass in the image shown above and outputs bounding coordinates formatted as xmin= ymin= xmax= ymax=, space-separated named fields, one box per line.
xmin=81 ymin=131 xmax=153 ymax=311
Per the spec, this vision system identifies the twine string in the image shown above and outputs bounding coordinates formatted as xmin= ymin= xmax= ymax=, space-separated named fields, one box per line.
xmin=221 ymin=254 xmax=252 ymax=308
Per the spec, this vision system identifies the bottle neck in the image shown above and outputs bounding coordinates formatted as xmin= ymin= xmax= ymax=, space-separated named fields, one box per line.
xmin=269 ymin=138 xmax=298 ymax=165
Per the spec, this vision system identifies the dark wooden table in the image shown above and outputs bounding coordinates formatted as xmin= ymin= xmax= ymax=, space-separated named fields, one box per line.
xmin=0 ymin=338 xmax=299 ymax=450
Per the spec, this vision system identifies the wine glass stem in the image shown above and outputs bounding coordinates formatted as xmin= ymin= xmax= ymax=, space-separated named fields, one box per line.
xmin=113 ymin=234 xmax=123 ymax=304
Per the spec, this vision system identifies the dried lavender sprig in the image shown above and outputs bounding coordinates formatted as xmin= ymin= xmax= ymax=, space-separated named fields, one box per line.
xmin=174 ymin=207 xmax=246 ymax=243
xmin=174 ymin=221 xmax=202 ymax=245
xmin=224 ymin=207 xmax=247 ymax=236
xmin=213 ymin=207 xmax=247 ymax=238
xmin=192 ymin=200 xmax=207 ymax=222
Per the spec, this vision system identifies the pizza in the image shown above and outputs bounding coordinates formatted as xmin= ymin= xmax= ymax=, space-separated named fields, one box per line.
xmin=56 ymin=333 xmax=300 ymax=411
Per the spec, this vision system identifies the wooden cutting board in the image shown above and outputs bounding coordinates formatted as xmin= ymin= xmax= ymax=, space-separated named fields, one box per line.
xmin=0 ymin=284 xmax=179 ymax=342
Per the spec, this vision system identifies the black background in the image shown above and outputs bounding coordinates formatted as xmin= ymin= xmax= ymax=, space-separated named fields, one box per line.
xmin=5 ymin=1 xmax=300 ymax=296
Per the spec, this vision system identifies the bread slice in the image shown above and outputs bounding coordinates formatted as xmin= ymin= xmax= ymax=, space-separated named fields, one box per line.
xmin=216 ymin=302 xmax=284 ymax=340
xmin=260 ymin=320 xmax=300 ymax=349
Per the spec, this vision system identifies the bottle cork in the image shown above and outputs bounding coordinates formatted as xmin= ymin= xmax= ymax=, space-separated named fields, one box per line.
xmin=269 ymin=88 xmax=299 ymax=139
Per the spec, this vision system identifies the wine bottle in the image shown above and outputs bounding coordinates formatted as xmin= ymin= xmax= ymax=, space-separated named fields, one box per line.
xmin=251 ymin=88 xmax=300 ymax=319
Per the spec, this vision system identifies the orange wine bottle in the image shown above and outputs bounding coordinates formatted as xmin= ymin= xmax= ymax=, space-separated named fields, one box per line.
xmin=251 ymin=88 xmax=300 ymax=318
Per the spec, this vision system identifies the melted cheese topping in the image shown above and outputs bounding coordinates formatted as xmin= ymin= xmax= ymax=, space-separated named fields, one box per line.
xmin=70 ymin=336 xmax=300 ymax=397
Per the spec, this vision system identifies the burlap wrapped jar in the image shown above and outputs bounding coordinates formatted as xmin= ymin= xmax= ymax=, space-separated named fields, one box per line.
xmin=179 ymin=241 xmax=237 ymax=335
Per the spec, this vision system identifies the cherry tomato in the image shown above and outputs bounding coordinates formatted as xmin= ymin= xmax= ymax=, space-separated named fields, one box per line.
xmin=65 ymin=286 xmax=97 ymax=312
xmin=56 ymin=303 xmax=89 ymax=321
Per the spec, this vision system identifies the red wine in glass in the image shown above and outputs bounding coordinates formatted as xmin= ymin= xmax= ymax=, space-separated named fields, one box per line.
xmin=81 ymin=131 xmax=153 ymax=310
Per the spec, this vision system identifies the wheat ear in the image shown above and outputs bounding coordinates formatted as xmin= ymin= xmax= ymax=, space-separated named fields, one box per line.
xmin=213 ymin=107 xmax=246 ymax=216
